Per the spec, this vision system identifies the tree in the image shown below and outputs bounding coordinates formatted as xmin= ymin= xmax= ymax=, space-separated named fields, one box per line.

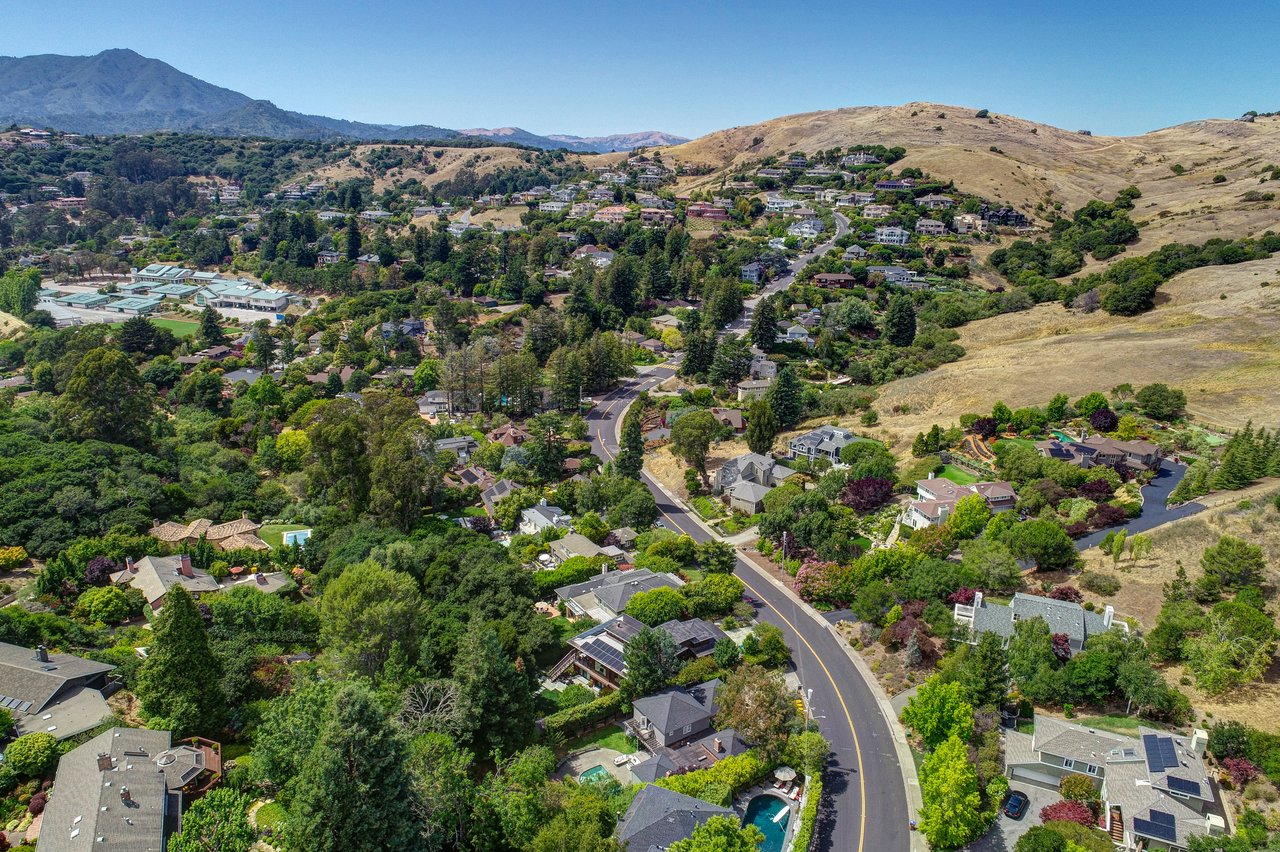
xmin=686 ymin=573 xmax=745 ymax=618
xmin=198 ymin=306 xmax=227 ymax=348
xmin=319 ymin=560 xmax=422 ymax=678
xmin=78 ymin=585 xmax=130 ymax=623
xmin=118 ymin=315 xmax=157 ymax=354
xmin=4 ymin=732 xmax=58 ymax=777
xmin=286 ymin=684 xmax=420 ymax=852
xmin=671 ymin=410 xmax=719 ymax=481
xmin=345 ymin=216 xmax=362 ymax=261
xmin=135 ymin=586 xmax=225 ymax=737
xmin=959 ymin=538 xmax=1022 ymax=593
xmin=1059 ymin=773 xmax=1099 ymax=802
xmin=625 ymin=586 xmax=687 ymax=626
xmin=1199 ymin=535 xmax=1265 ymax=592
xmin=54 ymin=347 xmax=154 ymax=448
xmin=1089 ymin=408 xmax=1119 ymax=432
xmin=170 ymin=789 xmax=256 ymax=852
xmin=575 ymin=511 xmax=610 ymax=544
xmin=1007 ymin=616 xmax=1059 ymax=693
xmin=1185 ymin=608 xmax=1278 ymax=695
xmin=918 ymin=734 xmax=987 ymax=849
xmin=749 ymin=297 xmax=779 ymax=352
xmin=1040 ymin=801 xmax=1095 ymax=826
xmin=945 ymin=493 xmax=992 ymax=540
xmin=1004 ymin=520 xmax=1078 ymax=571
xmin=454 ymin=621 xmax=535 ymax=756
xmin=709 ymin=333 xmax=752 ymax=386
xmin=622 ymin=626 xmax=682 ymax=698
xmin=1135 ymin=383 xmax=1186 ymax=421
xmin=1074 ymin=392 xmax=1109 ymax=417
xmin=616 ymin=409 xmax=645 ymax=479
xmin=952 ymin=631 xmax=1010 ymax=708
xmin=883 ymin=295 xmax=917 ymax=346
xmin=744 ymin=398 xmax=778 ymax=455
xmin=713 ymin=637 xmax=742 ymax=668
xmin=767 ymin=364 xmax=804 ymax=427
xmin=714 ymin=664 xmax=794 ymax=760
xmin=698 ymin=540 xmax=737 ymax=574
xmin=1046 ymin=393 xmax=1070 ymax=423
xmin=669 ymin=815 xmax=765 ymax=852
xmin=0 ymin=268 xmax=40 ymax=316
xmin=900 ymin=676 xmax=975 ymax=749
xmin=751 ymin=622 xmax=791 ymax=667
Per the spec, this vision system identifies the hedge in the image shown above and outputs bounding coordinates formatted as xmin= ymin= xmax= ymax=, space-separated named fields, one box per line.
xmin=655 ymin=752 xmax=770 ymax=803
xmin=541 ymin=690 xmax=624 ymax=743
xmin=791 ymin=773 xmax=823 ymax=852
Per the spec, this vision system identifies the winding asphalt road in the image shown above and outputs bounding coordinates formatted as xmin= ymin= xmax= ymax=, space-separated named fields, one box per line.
xmin=587 ymin=367 xmax=911 ymax=852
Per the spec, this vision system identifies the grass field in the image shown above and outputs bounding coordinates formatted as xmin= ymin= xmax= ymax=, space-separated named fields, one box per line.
xmin=938 ymin=464 xmax=977 ymax=485
xmin=1069 ymin=713 xmax=1150 ymax=735
xmin=259 ymin=524 xmax=307 ymax=550
xmin=566 ymin=725 xmax=637 ymax=754
xmin=108 ymin=317 xmax=240 ymax=338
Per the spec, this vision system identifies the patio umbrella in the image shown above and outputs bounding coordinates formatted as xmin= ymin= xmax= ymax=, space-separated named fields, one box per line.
xmin=774 ymin=766 xmax=797 ymax=782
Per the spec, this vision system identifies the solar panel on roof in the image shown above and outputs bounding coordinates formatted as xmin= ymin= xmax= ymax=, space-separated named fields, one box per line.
xmin=18 ymin=701 xmax=31 ymax=713
xmin=1167 ymin=776 xmax=1201 ymax=796
xmin=1142 ymin=734 xmax=1163 ymax=771
xmin=1133 ymin=817 xmax=1177 ymax=843
xmin=1160 ymin=737 xmax=1179 ymax=768
xmin=1151 ymin=810 xmax=1176 ymax=828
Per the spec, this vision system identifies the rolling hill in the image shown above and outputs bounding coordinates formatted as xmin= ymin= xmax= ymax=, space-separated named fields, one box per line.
xmin=0 ymin=49 xmax=681 ymax=151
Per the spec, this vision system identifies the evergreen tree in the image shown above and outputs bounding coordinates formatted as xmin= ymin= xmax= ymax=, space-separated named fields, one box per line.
xmin=883 ymin=295 xmax=917 ymax=346
xmin=199 ymin=306 xmax=227 ymax=348
xmin=616 ymin=408 xmax=645 ymax=479
xmin=118 ymin=316 xmax=156 ymax=354
xmin=749 ymin=297 xmax=779 ymax=352
xmin=454 ymin=622 xmax=534 ymax=758
xmin=745 ymin=398 xmax=779 ymax=455
xmin=54 ymin=347 xmax=155 ymax=449
xmin=135 ymin=586 xmax=225 ymax=737
xmin=680 ymin=330 xmax=717 ymax=377
xmin=345 ymin=216 xmax=362 ymax=261
xmin=768 ymin=364 xmax=804 ymax=427
xmin=250 ymin=321 xmax=276 ymax=370
xmin=286 ymin=684 xmax=420 ymax=852
xmin=708 ymin=333 xmax=752 ymax=386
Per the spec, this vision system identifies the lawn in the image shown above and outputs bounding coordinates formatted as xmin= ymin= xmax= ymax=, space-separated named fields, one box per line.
xmin=566 ymin=725 xmax=637 ymax=754
xmin=938 ymin=464 xmax=977 ymax=486
xmin=994 ymin=437 xmax=1037 ymax=451
xmin=1069 ymin=713 xmax=1150 ymax=735
xmin=259 ymin=524 xmax=307 ymax=550
xmin=109 ymin=317 xmax=239 ymax=338
xmin=254 ymin=801 xmax=286 ymax=832
xmin=692 ymin=496 xmax=726 ymax=520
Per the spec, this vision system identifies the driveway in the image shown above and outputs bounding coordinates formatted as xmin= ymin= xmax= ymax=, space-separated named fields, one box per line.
xmin=965 ymin=783 xmax=1059 ymax=851
xmin=1075 ymin=461 xmax=1205 ymax=551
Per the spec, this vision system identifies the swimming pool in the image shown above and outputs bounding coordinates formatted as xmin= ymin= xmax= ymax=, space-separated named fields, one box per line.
xmin=579 ymin=764 xmax=610 ymax=783
xmin=742 ymin=794 xmax=790 ymax=852
xmin=1051 ymin=430 xmax=1077 ymax=442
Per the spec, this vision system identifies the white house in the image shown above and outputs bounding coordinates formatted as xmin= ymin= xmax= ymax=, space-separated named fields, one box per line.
xmin=873 ymin=226 xmax=911 ymax=246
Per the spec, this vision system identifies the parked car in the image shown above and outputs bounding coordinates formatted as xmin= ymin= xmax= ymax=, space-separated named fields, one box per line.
xmin=1003 ymin=790 xmax=1029 ymax=820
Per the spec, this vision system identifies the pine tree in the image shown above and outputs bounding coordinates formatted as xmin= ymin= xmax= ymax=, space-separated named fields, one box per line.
xmin=286 ymin=684 xmax=420 ymax=852
xmin=118 ymin=316 xmax=156 ymax=354
xmin=883 ymin=294 xmax=917 ymax=346
xmin=745 ymin=398 xmax=779 ymax=455
xmin=616 ymin=408 xmax=645 ymax=479
xmin=749 ymin=297 xmax=779 ymax=352
xmin=199 ymin=306 xmax=226 ymax=348
xmin=454 ymin=622 xmax=534 ymax=758
xmin=345 ymin=216 xmax=362 ymax=261
xmin=768 ymin=364 xmax=804 ymax=427
xmin=135 ymin=586 xmax=225 ymax=737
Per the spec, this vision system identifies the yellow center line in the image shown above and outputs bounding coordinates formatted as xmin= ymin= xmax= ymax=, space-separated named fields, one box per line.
xmin=594 ymin=385 xmax=869 ymax=852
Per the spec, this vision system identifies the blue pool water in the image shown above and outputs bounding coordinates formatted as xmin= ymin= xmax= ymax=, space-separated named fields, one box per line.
xmin=579 ymin=764 xmax=610 ymax=783
xmin=1052 ymin=430 xmax=1077 ymax=442
xmin=742 ymin=794 xmax=790 ymax=852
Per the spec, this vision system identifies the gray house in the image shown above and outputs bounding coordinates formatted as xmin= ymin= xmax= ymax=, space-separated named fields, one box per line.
xmin=953 ymin=591 xmax=1125 ymax=655
xmin=629 ymin=679 xmax=721 ymax=749
xmin=0 ymin=643 xmax=115 ymax=741
xmin=712 ymin=452 xmax=795 ymax=495
xmin=555 ymin=568 xmax=685 ymax=621
xmin=617 ymin=784 xmax=734 ymax=852
xmin=518 ymin=500 xmax=573 ymax=535
xmin=787 ymin=425 xmax=861 ymax=463
xmin=1006 ymin=716 xmax=1223 ymax=851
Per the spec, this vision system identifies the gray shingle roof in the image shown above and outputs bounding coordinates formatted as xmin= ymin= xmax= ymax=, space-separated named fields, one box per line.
xmin=632 ymin=680 xmax=720 ymax=740
xmin=617 ymin=784 xmax=733 ymax=852
xmin=972 ymin=593 xmax=1109 ymax=650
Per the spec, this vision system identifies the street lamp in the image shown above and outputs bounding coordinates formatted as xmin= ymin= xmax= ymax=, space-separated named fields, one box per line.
xmin=806 ymin=688 xmax=813 ymax=722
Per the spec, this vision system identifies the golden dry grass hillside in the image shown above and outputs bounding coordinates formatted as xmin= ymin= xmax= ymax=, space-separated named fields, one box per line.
xmin=296 ymin=144 xmax=599 ymax=193
xmin=660 ymin=102 xmax=1280 ymax=250
xmin=0 ymin=311 xmax=26 ymax=338
xmin=870 ymin=255 xmax=1280 ymax=444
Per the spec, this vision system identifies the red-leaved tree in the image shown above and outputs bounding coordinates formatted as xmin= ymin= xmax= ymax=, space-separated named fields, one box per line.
xmin=1040 ymin=800 xmax=1095 ymax=826
xmin=840 ymin=477 xmax=895 ymax=512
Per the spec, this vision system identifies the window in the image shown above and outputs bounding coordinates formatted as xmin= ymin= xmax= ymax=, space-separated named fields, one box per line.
xmin=1062 ymin=759 xmax=1075 ymax=770
xmin=1085 ymin=764 xmax=1098 ymax=775
xmin=683 ymin=725 xmax=692 ymax=734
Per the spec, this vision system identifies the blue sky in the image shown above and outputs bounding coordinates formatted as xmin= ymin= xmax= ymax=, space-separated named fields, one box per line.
xmin=1 ymin=0 xmax=1273 ymax=138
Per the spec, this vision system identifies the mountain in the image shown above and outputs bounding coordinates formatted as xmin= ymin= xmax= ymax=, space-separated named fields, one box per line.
xmin=0 ymin=49 xmax=678 ymax=150
xmin=460 ymin=126 xmax=688 ymax=152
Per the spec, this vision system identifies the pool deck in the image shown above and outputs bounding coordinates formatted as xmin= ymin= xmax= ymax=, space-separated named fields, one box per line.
xmin=735 ymin=786 xmax=800 ymax=851
xmin=557 ymin=746 xmax=633 ymax=784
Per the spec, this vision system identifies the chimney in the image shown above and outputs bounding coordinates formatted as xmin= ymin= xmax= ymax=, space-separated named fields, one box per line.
xmin=927 ymin=471 xmax=935 ymax=479
xmin=241 ymin=510 xmax=249 ymax=520
xmin=714 ymin=737 xmax=723 ymax=754
xmin=34 ymin=645 xmax=49 ymax=663
xmin=1190 ymin=728 xmax=1208 ymax=758
xmin=973 ymin=591 xmax=984 ymax=609
xmin=96 ymin=753 xmax=113 ymax=771
xmin=179 ymin=554 xmax=193 ymax=577
xmin=120 ymin=786 xmax=131 ymax=803
xmin=1103 ymin=605 xmax=1114 ymax=628
xmin=125 ymin=556 xmax=135 ymax=572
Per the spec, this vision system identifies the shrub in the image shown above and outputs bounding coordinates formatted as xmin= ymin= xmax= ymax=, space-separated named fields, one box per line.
xmin=4 ymin=733 xmax=59 ymax=777
xmin=541 ymin=691 xmax=623 ymax=743
xmin=1040 ymin=799 xmax=1095 ymax=826
xmin=1224 ymin=757 xmax=1260 ymax=787
xmin=1048 ymin=586 xmax=1083 ymax=603
xmin=1060 ymin=773 xmax=1099 ymax=802
xmin=27 ymin=791 xmax=46 ymax=815
xmin=790 ymin=773 xmax=823 ymax=852
xmin=656 ymin=752 xmax=768 ymax=802
xmin=1079 ymin=572 xmax=1121 ymax=596
xmin=1089 ymin=408 xmax=1119 ymax=432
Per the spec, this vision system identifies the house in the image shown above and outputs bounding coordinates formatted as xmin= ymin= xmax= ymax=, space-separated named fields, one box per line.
xmin=418 ymin=390 xmax=451 ymax=418
xmin=519 ymin=499 xmax=573 ymax=535
xmin=359 ymin=209 xmax=393 ymax=221
xmin=687 ymin=201 xmax=729 ymax=221
xmin=629 ymin=679 xmax=722 ymax=750
xmin=548 ymin=532 xmax=616 ymax=565
xmin=110 ymin=554 xmax=221 ymax=610
xmin=194 ymin=279 xmax=290 ymax=312
xmin=0 ymin=643 xmax=115 ymax=741
xmin=916 ymin=193 xmax=955 ymax=210
xmin=713 ymin=451 xmax=795 ymax=495
xmin=874 ymin=226 xmax=911 ymax=246
xmin=639 ymin=339 xmax=666 ymax=355
xmin=538 ymin=201 xmax=567 ymax=213
xmin=434 ymin=436 xmax=479 ymax=461
xmin=481 ymin=478 xmax=518 ymax=516
xmin=611 ymin=527 xmax=639 ymax=551
xmin=38 ymin=727 xmax=222 ymax=852
xmin=750 ymin=355 xmax=777 ymax=380
xmin=148 ymin=513 xmax=270 ymax=552
xmin=786 ymin=207 xmax=818 ymax=220
xmin=841 ymin=152 xmax=881 ymax=166
xmin=843 ymin=245 xmax=869 ymax=261
xmin=765 ymin=198 xmax=797 ymax=214
xmin=862 ymin=204 xmax=894 ymax=219
xmin=736 ymin=378 xmax=773 ymax=401
xmin=616 ymin=784 xmax=734 ymax=852
xmin=813 ymin=272 xmax=858 ymax=288
xmin=868 ymin=265 xmax=920 ymax=286
xmin=954 ymin=590 xmax=1125 ymax=654
xmin=777 ymin=324 xmax=812 ymax=346
xmin=593 ymin=205 xmax=629 ymax=224
xmin=556 ymin=569 xmax=685 ymax=622
xmin=486 ymin=423 xmax=531 ymax=447
xmin=445 ymin=465 xmax=494 ymax=492
xmin=874 ymin=178 xmax=916 ymax=191
xmin=640 ymin=208 xmax=675 ymax=227
xmin=650 ymin=313 xmax=682 ymax=332
xmin=953 ymin=213 xmax=985 ymax=234
xmin=446 ymin=222 xmax=481 ymax=237
xmin=788 ymin=425 xmax=861 ymax=463
xmin=570 ymin=202 xmax=598 ymax=218
xmin=381 ymin=318 xmax=425 ymax=338
xmin=740 ymin=262 xmax=764 ymax=284
xmin=787 ymin=220 xmax=825 ymax=240
xmin=905 ymin=477 xmax=1017 ymax=529
xmin=1035 ymin=435 xmax=1164 ymax=472
xmin=631 ymin=728 xmax=748 ymax=783
xmin=1004 ymin=717 xmax=1222 ymax=851
xmin=571 ymin=244 xmax=616 ymax=268
xmin=724 ymin=481 xmax=771 ymax=514
xmin=915 ymin=219 xmax=948 ymax=236
xmin=708 ymin=408 xmax=746 ymax=433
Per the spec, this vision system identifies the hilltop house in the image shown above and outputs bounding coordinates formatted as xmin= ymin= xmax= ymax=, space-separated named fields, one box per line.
xmin=713 ymin=451 xmax=795 ymax=495
xmin=1005 ymin=717 xmax=1222 ymax=851
xmin=873 ymin=226 xmax=911 ymax=246
xmin=1035 ymin=434 xmax=1164 ymax=472
xmin=788 ymin=425 xmax=861 ymax=463
xmin=905 ymin=477 xmax=1017 ymax=529
xmin=736 ymin=378 xmax=773 ymax=401
xmin=110 ymin=555 xmax=221 ymax=611
xmin=916 ymin=193 xmax=955 ymax=210
xmin=915 ymin=218 xmax=947 ymax=236
xmin=953 ymin=591 xmax=1126 ymax=654
xmin=148 ymin=513 xmax=270 ymax=552
xmin=0 ymin=643 xmax=115 ymax=741
xmin=868 ymin=265 xmax=920 ymax=286
xmin=842 ymin=245 xmax=869 ymax=261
